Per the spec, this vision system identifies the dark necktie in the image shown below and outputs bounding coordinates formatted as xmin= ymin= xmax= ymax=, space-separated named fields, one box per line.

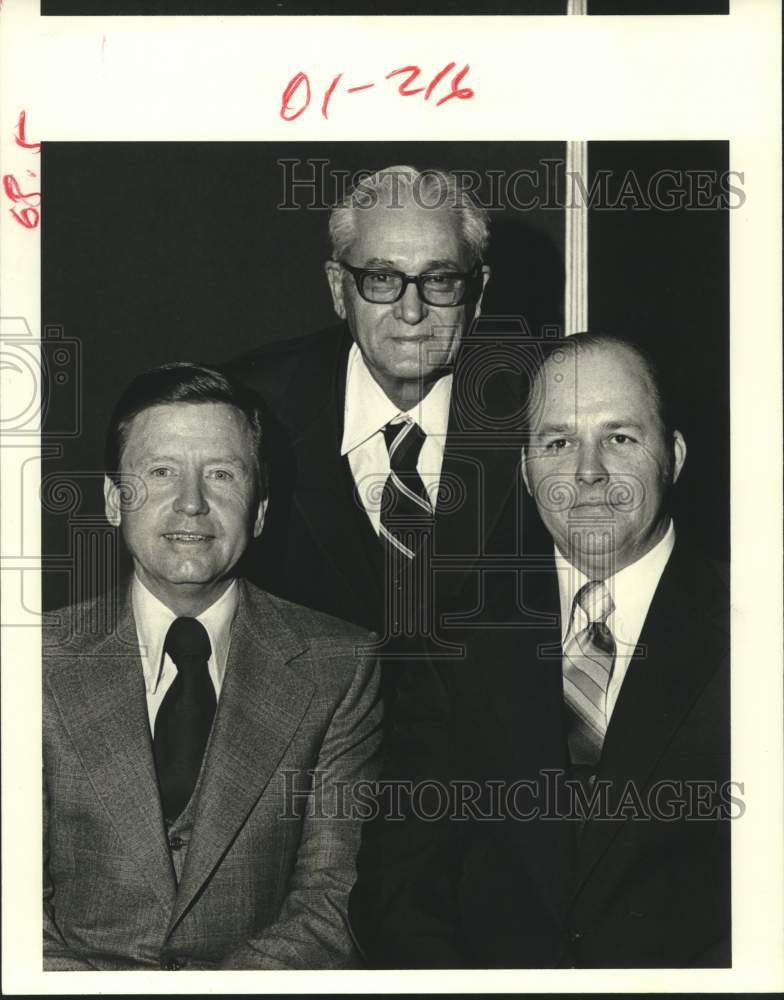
xmin=153 ymin=617 xmax=216 ymax=823
xmin=562 ymin=580 xmax=616 ymax=768
xmin=379 ymin=419 xmax=434 ymax=561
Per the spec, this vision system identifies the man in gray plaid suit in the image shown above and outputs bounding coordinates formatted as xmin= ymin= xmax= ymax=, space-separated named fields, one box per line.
xmin=43 ymin=362 xmax=382 ymax=971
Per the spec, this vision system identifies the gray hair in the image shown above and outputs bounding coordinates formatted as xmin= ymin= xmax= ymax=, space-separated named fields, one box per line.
xmin=328 ymin=165 xmax=490 ymax=264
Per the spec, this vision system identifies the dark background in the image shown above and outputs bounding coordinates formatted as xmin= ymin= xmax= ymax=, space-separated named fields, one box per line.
xmin=41 ymin=139 xmax=729 ymax=609
xmin=587 ymin=140 xmax=729 ymax=563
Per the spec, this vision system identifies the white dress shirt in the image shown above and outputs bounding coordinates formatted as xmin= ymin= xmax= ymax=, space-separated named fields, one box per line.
xmin=341 ymin=342 xmax=452 ymax=535
xmin=132 ymin=576 xmax=239 ymax=732
xmin=555 ymin=521 xmax=676 ymax=722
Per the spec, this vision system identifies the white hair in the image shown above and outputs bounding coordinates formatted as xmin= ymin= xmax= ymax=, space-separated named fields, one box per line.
xmin=328 ymin=165 xmax=490 ymax=264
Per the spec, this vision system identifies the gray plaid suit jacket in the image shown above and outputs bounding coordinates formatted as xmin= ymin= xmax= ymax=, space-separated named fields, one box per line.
xmin=43 ymin=578 xmax=382 ymax=970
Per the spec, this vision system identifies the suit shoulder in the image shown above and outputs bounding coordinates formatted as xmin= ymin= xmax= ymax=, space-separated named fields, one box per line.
xmin=681 ymin=549 xmax=728 ymax=600
xmin=265 ymin=591 xmax=374 ymax=648
xmin=242 ymin=583 xmax=376 ymax=700
xmin=42 ymin=595 xmax=108 ymax=674
xmin=702 ymin=557 xmax=729 ymax=633
xmin=671 ymin=547 xmax=729 ymax=636
xmin=241 ymin=580 xmax=372 ymax=650
xmin=43 ymin=595 xmax=101 ymax=637
xmin=705 ymin=557 xmax=729 ymax=592
xmin=224 ymin=325 xmax=346 ymax=385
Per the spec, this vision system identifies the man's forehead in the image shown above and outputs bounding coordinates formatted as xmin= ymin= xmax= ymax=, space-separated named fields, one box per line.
xmin=124 ymin=402 xmax=252 ymax=451
xmin=351 ymin=201 xmax=462 ymax=256
xmin=530 ymin=345 xmax=659 ymax=422
xmin=541 ymin=344 xmax=650 ymax=394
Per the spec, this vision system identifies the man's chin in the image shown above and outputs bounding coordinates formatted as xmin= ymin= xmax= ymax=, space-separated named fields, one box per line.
xmin=156 ymin=561 xmax=225 ymax=587
xmin=559 ymin=532 xmax=621 ymax=577
xmin=385 ymin=359 xmax=453 ymax=383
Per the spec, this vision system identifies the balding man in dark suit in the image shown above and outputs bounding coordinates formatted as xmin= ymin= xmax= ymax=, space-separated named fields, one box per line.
xmin=349 ymin=333 xmax=731 ymax=968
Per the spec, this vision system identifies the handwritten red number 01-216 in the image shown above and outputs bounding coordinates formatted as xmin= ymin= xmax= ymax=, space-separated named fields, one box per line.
xmin=280 ymin=63 xmax=475 ymax=122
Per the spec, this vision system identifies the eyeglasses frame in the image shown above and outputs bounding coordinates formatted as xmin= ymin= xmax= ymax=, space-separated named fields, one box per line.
xmin=339 ymin=261 xmax=484 ymax=307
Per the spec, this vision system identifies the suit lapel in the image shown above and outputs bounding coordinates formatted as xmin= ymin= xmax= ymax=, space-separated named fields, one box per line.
xmin=469 ymin=570 xmax=574 ymax=922
xmin=479 ymin=566 xmax=565 ymax=769
xmin=434 ymin=337 xmax=526 ymax=606
xmin=45 ymin=592 xmax=177 ymax=913
xmin=289 ymin=327 xmax=383 ymax=626
xmin=166 ymin=582 xmax=315 ymax=936
xmin=574 ymin=547 xmax=728 ymax=891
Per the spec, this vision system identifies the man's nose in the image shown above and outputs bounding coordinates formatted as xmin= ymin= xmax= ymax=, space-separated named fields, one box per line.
xmin=575 ymin=443 xmax=609 ymax=486
xmin=173 ymin=473 xmax=209 ymax=516
xmin=393 ymin=281 xmax=427 ymax=326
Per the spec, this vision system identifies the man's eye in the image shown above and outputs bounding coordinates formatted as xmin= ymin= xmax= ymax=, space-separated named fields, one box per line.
xmin=610 ymin=433 xmax=634 ymax=444
xmin=423 ymin=273 xmax=457 ymax=288
xmin=545 ymin=439 xmax=568 ymax=451
xmin=149 ymin=467 xmax=173 ymax=477
xmin=209 ymin=469 xmax=234 ymax=481
xmin=367 ymin=271 xmax=395 ymax=284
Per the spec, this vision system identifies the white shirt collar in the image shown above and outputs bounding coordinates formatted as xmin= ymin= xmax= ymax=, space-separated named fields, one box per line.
xmin=132 ymin=576 xmax=239 ymax=695
xmin=555 ymin=520 xmax=676 ymax=644
xmin=340 ymin=342 xmax=452 ymax=456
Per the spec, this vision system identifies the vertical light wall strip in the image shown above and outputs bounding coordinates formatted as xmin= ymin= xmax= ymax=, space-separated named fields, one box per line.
xmin=565 ymin=0 xmax=588 ymax=334
xmin=564 ymin=139 xmax=589 ymax=336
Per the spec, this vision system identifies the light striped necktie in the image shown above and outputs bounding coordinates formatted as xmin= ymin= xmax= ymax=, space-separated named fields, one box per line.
xmin=379 ymin=419 xmax=433 ymax=560
xmin=562 ymin=579 xmax=616 ymax=766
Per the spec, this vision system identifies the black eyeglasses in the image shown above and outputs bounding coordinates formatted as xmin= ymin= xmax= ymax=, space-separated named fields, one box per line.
xmin=340 ymin=262 xmax=483 ymax=307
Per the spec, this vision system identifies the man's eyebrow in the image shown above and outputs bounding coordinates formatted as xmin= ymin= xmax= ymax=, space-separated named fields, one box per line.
xmin=361 ymin=257 xmax=399 ymax=269
xmin=421 ymin=258 xmax=464 ymax=271
xmin=359 ymin=257 xmax=464 ymax=272
xmin=139 ymin=454 xmax=180 ymax=464
xmin=137 ymin=454 xmax=250 ymax=469
xmin=532 ymin=422 xmax=575 ymax=436
xmin=205 ymin=455 xmax=249 ymax=469
xmin=603 ymin=420 xmax=646 ymax=433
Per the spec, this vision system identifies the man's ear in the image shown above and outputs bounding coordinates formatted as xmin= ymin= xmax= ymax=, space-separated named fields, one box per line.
xmin=520 ymin=446 xmax=533 ymax=496
xmin=324 ymin=261 xmax=347 ymax=321
xmin=103 ymin=475 xmax=122 ymax=527
xmin=252 ymin=496 xmax=269 ymax=539
xmin=471 ymin=264 xmax=491 ymax=321
xmin=672 ymin=430 xmax=687 ymax=484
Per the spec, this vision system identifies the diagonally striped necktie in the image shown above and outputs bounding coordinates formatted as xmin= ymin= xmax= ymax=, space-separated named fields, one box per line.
xmin=562 ymin=579 xmax=616 ymax=767
xmin=379 ymin=419 xmax=433 ymax=561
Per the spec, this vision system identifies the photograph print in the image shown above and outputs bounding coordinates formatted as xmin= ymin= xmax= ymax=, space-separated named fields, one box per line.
xmin=40 ymin=139 xmax=733 ymax=970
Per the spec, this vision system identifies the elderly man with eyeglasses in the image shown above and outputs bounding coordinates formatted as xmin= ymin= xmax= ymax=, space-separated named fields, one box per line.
xmin=227 ymin=166 xmax=524 ymax=660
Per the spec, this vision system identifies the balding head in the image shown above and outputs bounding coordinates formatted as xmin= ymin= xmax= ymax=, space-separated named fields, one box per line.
xmin=522 ymin=333 xmax=686 ymax=578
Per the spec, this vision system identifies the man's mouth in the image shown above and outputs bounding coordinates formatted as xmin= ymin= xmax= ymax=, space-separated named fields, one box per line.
xmin=569 ymin=501 xmax=614 ymax=515
xmin=162 ymin=532 xmax=213 ymax=543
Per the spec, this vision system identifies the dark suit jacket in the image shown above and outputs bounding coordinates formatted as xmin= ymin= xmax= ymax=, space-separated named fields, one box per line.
xmin=43 ymin=579 xmax=382 ymax=970
xmin=348 ymin=544 xmax=731 ymax=968
xmin=226 ymin=323 xmax=535 ymax=635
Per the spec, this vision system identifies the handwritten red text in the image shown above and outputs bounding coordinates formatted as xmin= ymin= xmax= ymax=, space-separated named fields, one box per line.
xmin=280 ymin=63 xmax=475 ymax=122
